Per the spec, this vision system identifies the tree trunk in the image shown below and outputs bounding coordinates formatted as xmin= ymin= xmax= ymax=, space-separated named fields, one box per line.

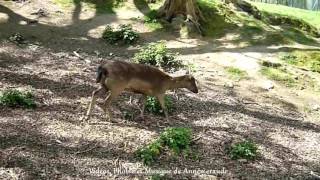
xmin=158 ymin=0 xmax=204 ymax=35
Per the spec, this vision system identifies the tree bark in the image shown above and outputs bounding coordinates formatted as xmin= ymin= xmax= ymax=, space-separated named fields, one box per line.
xmin=157 ymin=0 xmax=204 ymax=35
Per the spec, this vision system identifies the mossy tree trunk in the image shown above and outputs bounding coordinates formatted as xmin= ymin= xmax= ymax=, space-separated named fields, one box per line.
xmin=157 ymin=0 xmax=205 ymax=35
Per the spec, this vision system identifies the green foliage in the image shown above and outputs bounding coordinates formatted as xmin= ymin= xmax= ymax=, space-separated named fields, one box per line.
xmin=0 ymin=89 xmax=36 ymax=108
xmin=133 ymin=42 xmax=181 ymax=69
xmin=136 ymin=127 xmax=192 ymax=165
xmin=229 ymin=140 xmax=258 ymax=160
xmin=281 ymin=51 xmax=320 ymax=73
xmin=260 ymin=67 xmax=296 ymax=87
xmin=102 ymin=24 xmax=139 ymax=45
xmin=145 ymin=96 xmax=174 ymax=116
xmin=226 ymin=67 xmax=248 ymax=80
xmin=8 ymin=33 xmax=25 ymax=44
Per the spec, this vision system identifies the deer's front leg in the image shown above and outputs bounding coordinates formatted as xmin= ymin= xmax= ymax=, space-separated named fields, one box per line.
xmin=140 ymin=95 xmax=147 ymax=118
xmin=84 ymin=87 xmax=105 ymax=121
xmin=156 ymin=94 xmax=169 ymax=121
xmin=103 ymin=90 xmax=121 ymax=122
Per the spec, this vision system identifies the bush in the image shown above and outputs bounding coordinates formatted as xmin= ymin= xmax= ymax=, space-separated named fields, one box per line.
xmin=229 ymin=140 xmax=258 ymax=160
xmin=0 ymin=89 xmax=36 ymax=108
xmin=133 ymin=42 xmax=182 ymax=70
xmin=145 ymin=96 xmax=174 ymax=116
xmin=102 ymin=24 xmax=139 ymax=44
xmin=136 ymin=127 xmax=192 ymax=165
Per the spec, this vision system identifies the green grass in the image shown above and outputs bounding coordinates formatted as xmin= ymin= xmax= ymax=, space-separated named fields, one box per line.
xmin=226 ymin=67 xmax=248 ymax=80
xmin=229 ymin=140 xmax=258 ymax=160
xmin=251 ymin=2 xmax=320 ymax=30
xmin=0 ymin=89 xmax=36 ymax=108
xmin=136 ymin=127 xmax=192 ymax=165
xmin=53 ymin=0 xmax=126 ymax=13
xmin=281 ymin=51 xmax=320 ymax=73
xmin=260 ymin=67 xmax=296 ymax=87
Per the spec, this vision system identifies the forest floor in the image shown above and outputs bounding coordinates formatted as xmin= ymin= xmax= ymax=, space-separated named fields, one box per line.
xmin=0 ymin=0 xmax=320 ymax=179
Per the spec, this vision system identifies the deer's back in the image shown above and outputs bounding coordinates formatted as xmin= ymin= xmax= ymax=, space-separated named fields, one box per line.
xmin=101 ymin=61 xmax=171 ymax=95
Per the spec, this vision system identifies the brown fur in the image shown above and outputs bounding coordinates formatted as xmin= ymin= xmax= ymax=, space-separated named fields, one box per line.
xmin=85 ymin=60 xmax=198 ymax=121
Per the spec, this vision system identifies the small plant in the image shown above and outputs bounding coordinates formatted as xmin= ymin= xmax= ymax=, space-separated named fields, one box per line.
xmin=122 ymin=110 xmax=134 ymax=120
xmin=133 ymin=42 xmax=182 ymax=70
xmin=145 ymin=96 xmax=174 ymax=116
xmin=102 ymin=24 xmax=139 ymax=45
xmin=229 ymin=140 xmax=258 ymax=160
xmin=136 ymin=127 xmax=192 ymax=165
xmin=8 ymin=33 xmax=25 ymax=44
xmin=0 ymin=89 xmax=36 ymax=108
xmin=226 ymin=67 xmax=248 ymax=80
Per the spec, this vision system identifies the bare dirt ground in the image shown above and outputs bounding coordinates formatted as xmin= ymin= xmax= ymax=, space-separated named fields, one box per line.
xmin=1 ymin=0 xmax=320 ymax=179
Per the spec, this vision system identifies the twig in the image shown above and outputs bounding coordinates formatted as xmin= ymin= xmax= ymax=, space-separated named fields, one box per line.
xmin=311 ymin=171 xmax=320 ymax=179
xmin=74 ymin=142 xmax=99 ymax=155
xmin=192 ymin=135 xmax=202 ymax=143
xmin=73 ymin=51 xmax=84 ymax=60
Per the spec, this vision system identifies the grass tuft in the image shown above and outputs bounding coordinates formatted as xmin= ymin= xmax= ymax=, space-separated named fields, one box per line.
xmin=260 ymin=67 xmax=296 ymax=87
xmin=226 ymin=67 xmax=248 ymax=80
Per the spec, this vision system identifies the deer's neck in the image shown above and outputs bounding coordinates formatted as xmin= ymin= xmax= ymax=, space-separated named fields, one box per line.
xmin=166 ymin=76 xmax=188 ymax=90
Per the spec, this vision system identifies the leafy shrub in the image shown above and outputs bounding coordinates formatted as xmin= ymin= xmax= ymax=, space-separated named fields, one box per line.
xmin=145 ymin=96 xmax=174 ymax=116
xmin=133 ymin=42 xmax=182 ymax=70
xmin=136 ymin=127 xmax=193 ymax=165
xmin=0 ymin=90 xmax=36 ymax=108
xmin=136 ymin=140 xmax=162 ymax=165
xmin=159 ymin=127 xmax=192 ymax=154
xmin=229 ymin=140 xmax=258 ymax=160
xmin=102 ymin=24 xmax=139 ymax=44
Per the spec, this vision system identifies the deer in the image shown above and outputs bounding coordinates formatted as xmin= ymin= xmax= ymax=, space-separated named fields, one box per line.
xmin=84 ymin=60 xmax=198 ymax=122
